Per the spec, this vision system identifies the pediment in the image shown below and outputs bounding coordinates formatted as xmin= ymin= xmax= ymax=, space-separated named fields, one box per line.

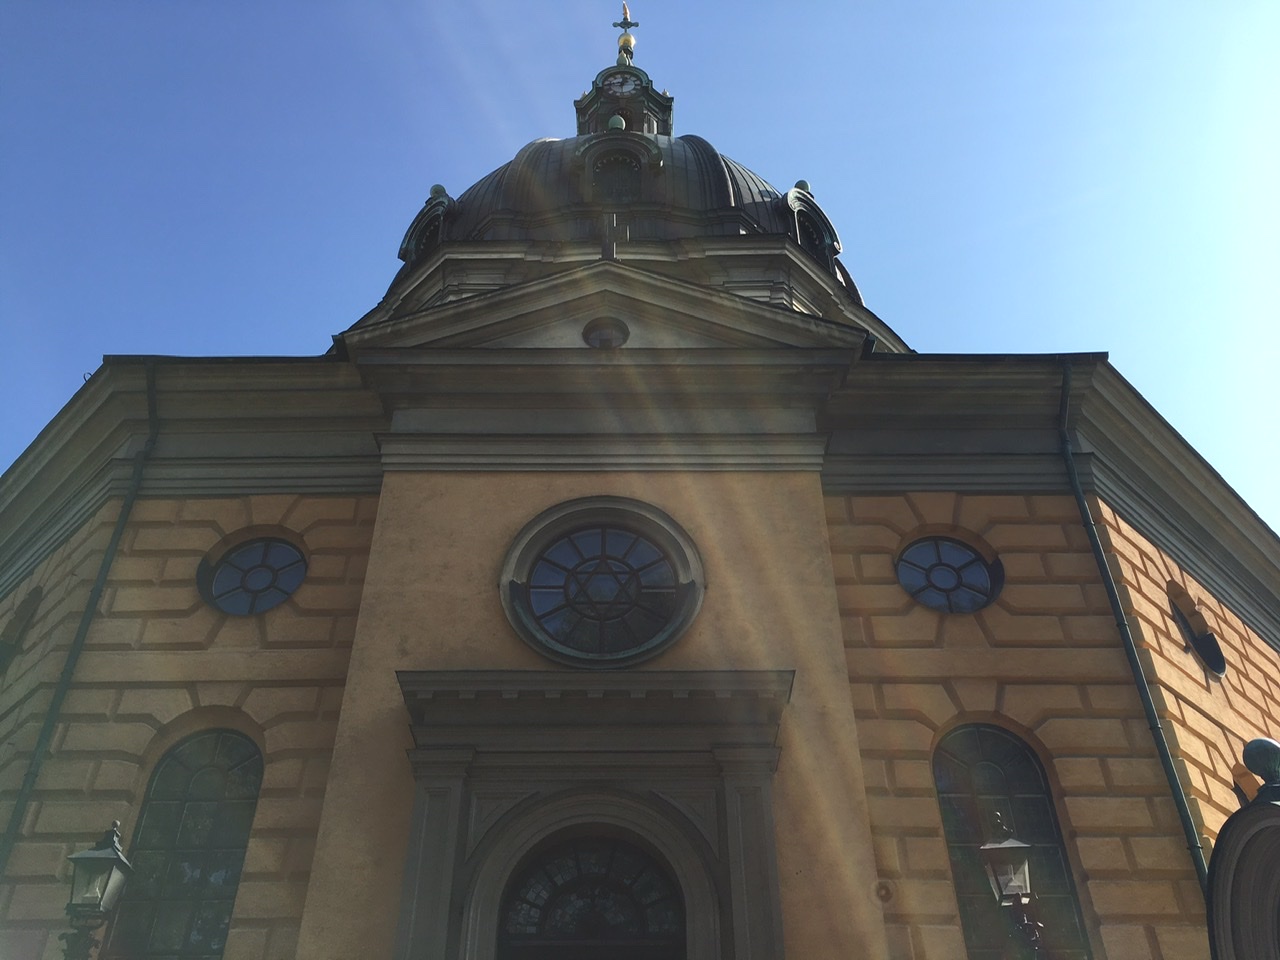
xmin=341 ymin=260 xmax=867 ymax=352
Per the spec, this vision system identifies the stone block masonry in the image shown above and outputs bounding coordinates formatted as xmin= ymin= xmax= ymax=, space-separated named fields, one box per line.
xmin=0 ymin=494 xmax=376 ymax=960
xmin=829 ymin=492 xmax=1213 ymax=960
xmin=1092 ymin=500 xmax=1280 ymax=842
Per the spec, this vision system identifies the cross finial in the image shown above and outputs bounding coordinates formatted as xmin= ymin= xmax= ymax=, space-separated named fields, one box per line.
xmin=613 ymin=3 xmax=639 ymax=32
xmin=613 ymin=3 xmax=638 ymax=63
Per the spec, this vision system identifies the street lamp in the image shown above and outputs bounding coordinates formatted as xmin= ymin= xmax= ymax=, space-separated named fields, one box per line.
xmin=979 ymin=815 xmax=1044 ymax=959
xmin=62 ymin=821 xmax=132 ymax=960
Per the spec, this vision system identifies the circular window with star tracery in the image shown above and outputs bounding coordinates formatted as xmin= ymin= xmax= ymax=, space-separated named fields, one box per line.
xmin=198 ymin=535 xmax=308 ymax=616
xmin=500 ymin=498 xmax=704 ymax=668
xmin=895 ymin=536 xmax=1003 ymax=614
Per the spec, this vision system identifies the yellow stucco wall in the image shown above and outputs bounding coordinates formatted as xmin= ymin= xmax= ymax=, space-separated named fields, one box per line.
xmin=1 ymin=502 xmax=118 ymax=960
xmin=829 ymin=492 xmax=1210 ymax=960
xmin=295 ymin=470 xmax=892 ymax=960
xmin=1093 ymin=499 xmax=1280 ymax=839
xmin=0 ymin=494 xmax=376 ymax=960
xmin=7 ymin=480 xmax=1267 ymax=960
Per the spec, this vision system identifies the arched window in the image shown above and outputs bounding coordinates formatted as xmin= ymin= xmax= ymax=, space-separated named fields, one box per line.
xmin=498 ymin=834 xmax=686 ymax=960
xmin=933 ymin=724 xmax=1092 ymax=960
xmin=796 ymin=210 xmax=828 ymax=264
xmin=106 ymin=730 xmax=263 ymax=960
xmin=592 ymin=152 xmax=642 ymax=204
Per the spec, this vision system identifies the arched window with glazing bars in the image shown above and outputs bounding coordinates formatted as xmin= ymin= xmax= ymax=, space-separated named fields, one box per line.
xmin=497 ymin=833 xmax=686 ymax=960
xmin=933 ymin=724 xmax=1092 ymax=960
xmin=105 ymin=730 xmax=263 ymax=960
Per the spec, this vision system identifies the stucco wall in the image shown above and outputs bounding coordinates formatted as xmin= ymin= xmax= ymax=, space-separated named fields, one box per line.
xmin=0 ymin=493 xmax=375 ymax=960
xmin=0 ymin=501 xmax=118 ymax=960
xmin=829 ymin=492 xmax=1210 ymax=960
xmin=1093 ymin=499 xmax=1280 ymax=837
xmin=296 ymin=470 xmax=892 ymax=960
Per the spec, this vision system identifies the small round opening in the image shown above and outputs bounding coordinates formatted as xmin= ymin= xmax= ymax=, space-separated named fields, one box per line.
xmin=243 ymin=566 xmax=276 ymax=592
xmin=583 ymin=317 xmax=630 ymax=349
xmin=928 ymin=567 xmax=960 ymax=590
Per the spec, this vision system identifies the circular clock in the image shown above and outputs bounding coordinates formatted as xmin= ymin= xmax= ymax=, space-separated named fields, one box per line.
xmin=602 ymin=71 xmax=640 ymax=97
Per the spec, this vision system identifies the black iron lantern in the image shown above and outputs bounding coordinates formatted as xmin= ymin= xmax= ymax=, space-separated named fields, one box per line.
xmin=62 ymin=821 xmax=131 ymax=960
xmin=978 ymin=816 xmax=1045 ymax=959
xmin=979 ymin=833 xmax=1033 ymax=901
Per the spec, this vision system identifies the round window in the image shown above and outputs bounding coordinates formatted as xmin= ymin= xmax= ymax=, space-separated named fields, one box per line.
xmin=583 ymin=317 xmax=630 ymax=349
xmin=199 ymin=537 xmax=307 ymax=616
xmin=896 ymin=537 xmax=1002 ymax=613
xmin=501 ymin=498 xmax=704 ymax=668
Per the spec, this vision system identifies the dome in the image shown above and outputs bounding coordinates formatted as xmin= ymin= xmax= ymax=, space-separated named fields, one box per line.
xmin=405 ymin=134 xmax=796 ymax=246
xmin=391 ymin=55 xmax=860 ymax=300
xmin=397 ymin=131 xmax=858 ymax=301
xmin=388 ymin=55 xmax=867 ymax=312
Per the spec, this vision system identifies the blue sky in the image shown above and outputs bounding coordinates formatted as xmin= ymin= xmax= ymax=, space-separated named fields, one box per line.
xmin=2 ymin=2 xmax=1278 ymax=531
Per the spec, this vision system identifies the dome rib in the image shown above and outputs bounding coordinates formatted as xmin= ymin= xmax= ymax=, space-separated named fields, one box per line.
xmin=677 ymin=135 xmax=735 ymax=211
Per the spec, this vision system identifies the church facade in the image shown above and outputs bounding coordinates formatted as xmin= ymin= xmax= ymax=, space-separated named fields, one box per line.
xmin=2 ymin=20 xmax=1278 ymax=960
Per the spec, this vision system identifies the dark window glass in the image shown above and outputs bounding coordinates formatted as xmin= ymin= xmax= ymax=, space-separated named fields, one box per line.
xmin=202 ymin=538 xmax=306 ymax=616
xmin=933 ymin=725 xmax=1092 ymax=960
xmin=527 ymin=526 xmax=677 ymax=657
xmin=593 ymin=153 xmax=641 ymax=203
xmin=582 ymin=317 xmax=630 ymax=349
xmin=897 ymin=538 xmax=1002 ymax=613
xmin=796 ymin=211 xmax=827 ymax=262
xmin=1170 ymin=598 xmax=1227 ymax=676
xmin=503 ymin=499 xmax=703 ymax=668
xmin=498 ymin=836 xmax=685 ymax=960
xmin=419 ymin=217 xmax=442 ymax=253
xmin=0 ymin=585 xmax=42 ymax=675
xmin=105 ymin=731 xmax=263 ymax=960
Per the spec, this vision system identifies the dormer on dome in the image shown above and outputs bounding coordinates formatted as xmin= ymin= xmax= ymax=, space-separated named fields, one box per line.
xmin=398 ymin=183 xmax=455 ymax=264
xmin=574 ymin=6 xmax=673 ymax=136
xmin=782 ymin=183 xmax=842 ymax=273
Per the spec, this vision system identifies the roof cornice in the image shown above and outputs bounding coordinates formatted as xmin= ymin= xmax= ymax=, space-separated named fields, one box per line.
xmin=0 ymin=358 xmax=386 ymax=599
xmin=822 ymin=353 xmax=1280 ymax=644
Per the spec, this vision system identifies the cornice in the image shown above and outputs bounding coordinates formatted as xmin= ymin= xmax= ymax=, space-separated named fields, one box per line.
xmin=350 ymin=242 xmax=906 ymax=353
xmin=0 ymin=358 xmax=386 ymax=600
xmin=346 ymin=257 xmax=870 ymax=351
xmin=397 ymin=669 xmax=795 ymax=753
xmin=823 ymin=453 xmax=1070 ymax=492
xmin=6 ymin=346 xmax=1276 ymax=652
xmin=352 ymin=347 xmax=855 ymax=407
xmin=821 ymin=353 xmax=1280 ymax=644
xmin=379 ymin=435 xmax=827 ymax=472
xmin=1076 ymin=364 xmax=1280 ymax=642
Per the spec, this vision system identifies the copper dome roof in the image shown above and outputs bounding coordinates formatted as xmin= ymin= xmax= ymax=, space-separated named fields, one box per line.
xmin=405 ymin=133 xmax=797 ymax=248
xmin=392 ymin=58 xmax=859 ymax=305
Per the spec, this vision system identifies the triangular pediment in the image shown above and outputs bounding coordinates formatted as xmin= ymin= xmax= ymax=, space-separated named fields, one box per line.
xmin=341 ymin=260 xmax=868 ymax=352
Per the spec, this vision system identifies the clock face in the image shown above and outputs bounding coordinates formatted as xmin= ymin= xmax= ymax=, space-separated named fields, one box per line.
xmin=602 ymin=72 xmax=640 ymax=97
